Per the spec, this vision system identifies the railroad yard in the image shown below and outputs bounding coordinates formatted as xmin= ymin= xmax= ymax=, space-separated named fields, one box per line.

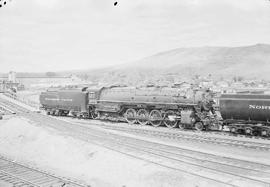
xmin=2 ymin=0 xmax=270 ymax=186
xmin=0 ymin=92 xmax=269 ymax=187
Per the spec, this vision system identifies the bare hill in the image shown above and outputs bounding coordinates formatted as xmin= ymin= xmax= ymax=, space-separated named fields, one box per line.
xmin=125 ymin=43 xmax=270 ymax=76
xmin=4 ymin=44 xmax=268 ymax=85
xmin=83 ymin=44 xmax=270 ymax=85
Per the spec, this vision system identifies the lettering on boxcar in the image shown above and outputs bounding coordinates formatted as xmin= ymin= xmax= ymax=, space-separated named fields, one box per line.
xmin=249 ymin=105 xmax=270 ymax=110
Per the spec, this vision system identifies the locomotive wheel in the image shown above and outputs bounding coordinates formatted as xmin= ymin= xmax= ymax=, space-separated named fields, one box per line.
xmin=93 ymin=112 xmax=99 ymax=119
xmin=124 ymin=108 xmax=137 ymax=124
xmin=179 ymin=123 xmax=186 ymax=130
xmin=91 ymin=111 xmax=99 ymax=119
xmin=149 ymin=110 xmax=163 ymax=127
xmin=164 ymin=110 xmax=178 ymax=128
xmin=230 ymin=126 xmax=237 ymax=134
xmin=261 ymin=129 xmax=269 ymax=137
xmin=137 ymin=109 xmax=149 ymax=125
xmin=54 ymin=110 xmax=60 ymax=116
xmin=58 ymin=110 xmax=63 ymax=116
xmin=194 ymin=122 xmax=204 ymax=131
xmin=245 ymin=127 xmax=253 ymax=135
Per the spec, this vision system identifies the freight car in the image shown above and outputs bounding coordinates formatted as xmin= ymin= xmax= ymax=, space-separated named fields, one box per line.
xmin=220 ymin=94 xmax=270 ymax=136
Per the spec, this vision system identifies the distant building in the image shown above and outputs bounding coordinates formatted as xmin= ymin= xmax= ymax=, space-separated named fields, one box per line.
xmin=0 ymin=80 xmax=23 ymax=92
xmin=16 ymin=76 xmax=85 ymax=88
xmin=8 ymin=71 xmax=16 ymax=83
xmin=172 ymin=81 xmax=192 ymax=89
xmin=215 ymin=81 xmax=230 ymax=88
xmin=69 ymin=74 xmax=82 ymax=82
xmin=231 ymin=82 xmax=245 ymax=88
xmin=0 ymin=72 xmax=87 ymax=89
xmin=199 ymin=80 xmax=214 ymax=89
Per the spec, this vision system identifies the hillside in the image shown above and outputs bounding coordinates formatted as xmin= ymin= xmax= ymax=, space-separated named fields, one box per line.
xmin=82 ymin=44 xmax=270 ymax=85
xmin=3 ymin=44 xmax=269 ymax=86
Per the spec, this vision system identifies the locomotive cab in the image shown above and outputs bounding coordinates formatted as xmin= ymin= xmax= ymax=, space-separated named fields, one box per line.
xmin=86 ymin=88 xmax=103 ymax=118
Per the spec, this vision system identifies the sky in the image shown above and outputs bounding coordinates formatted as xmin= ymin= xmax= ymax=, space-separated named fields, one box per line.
xmin=0 ymin=0 xmax=270 ymax=72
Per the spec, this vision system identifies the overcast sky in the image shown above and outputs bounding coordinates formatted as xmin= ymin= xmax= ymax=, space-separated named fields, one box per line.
xmin=0 ymin=0 xmax=270 ymax=72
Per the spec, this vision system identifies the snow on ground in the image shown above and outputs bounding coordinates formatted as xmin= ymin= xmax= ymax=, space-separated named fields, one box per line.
xmin=0 ymin=117 xmax=220 ymax=187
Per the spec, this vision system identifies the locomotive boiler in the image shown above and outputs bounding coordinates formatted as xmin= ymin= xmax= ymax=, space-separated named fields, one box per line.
xmin=220 ymin=94 xmax=270 ymax=136
xmin=92 ymin=86 xmax=216 ymax=130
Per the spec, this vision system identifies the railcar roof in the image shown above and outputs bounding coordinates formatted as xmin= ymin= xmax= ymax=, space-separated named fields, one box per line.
xmin=221 ymin=93 xmax=270 ymax=99
xmin=46 ymin=86 xmax=88 ymax=92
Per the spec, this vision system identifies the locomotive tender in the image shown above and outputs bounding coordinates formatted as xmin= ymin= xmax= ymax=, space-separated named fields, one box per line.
xmin=39 ymin=86 xmax=270 ymax=137
xmin=39 ymin=87 xmax=89 ymax=117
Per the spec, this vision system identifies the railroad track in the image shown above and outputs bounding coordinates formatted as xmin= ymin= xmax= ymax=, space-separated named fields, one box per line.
xmin=0 ymin=102 xmax=16 ymax=115
xmin=101 ymin=124 xmax=270 ymax=150
xmin=2 ymin=96 xmax=270 ymax=151
xmin=0 ymin=99 xmax=90 ymax=187
xmin=2 ymin=97 xmax=270 ymax=186
xmin=0 ymin=99 xmax=28 ymax=114
xmin=90 ymin=117 xmax=270 ymax=140
xmin=0 ymin=155 xmax=88 ymax=187
xmin=94 ymin=117 xmax=270 ymax=141
xmin=62 ymin=118 xmax=270 ymax=151
xmin=30 ymin=113 xmax=270 ymax=187
xmin=2 ymin=95 xmax=270 ymax=150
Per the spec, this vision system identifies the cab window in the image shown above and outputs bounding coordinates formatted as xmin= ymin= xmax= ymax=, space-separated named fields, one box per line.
xmin=89 ymin=92 xmax=96 ymax=99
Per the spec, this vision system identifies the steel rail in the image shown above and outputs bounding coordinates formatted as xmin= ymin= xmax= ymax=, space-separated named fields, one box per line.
xmin=0 ymin=156 xmax=89 ymax=187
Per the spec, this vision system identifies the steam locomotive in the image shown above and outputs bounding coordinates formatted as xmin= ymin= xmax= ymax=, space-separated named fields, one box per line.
xmin=39 ymin=86 xmax=270 ymax=137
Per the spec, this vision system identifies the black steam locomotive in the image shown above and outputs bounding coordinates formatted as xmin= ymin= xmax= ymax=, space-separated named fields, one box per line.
xmin=39 ymin=86 xmax=270 ymax=137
